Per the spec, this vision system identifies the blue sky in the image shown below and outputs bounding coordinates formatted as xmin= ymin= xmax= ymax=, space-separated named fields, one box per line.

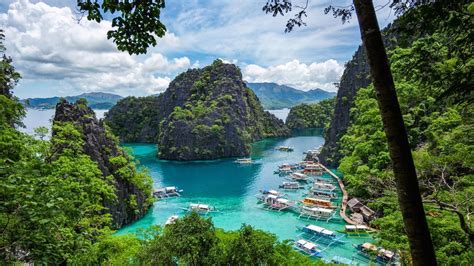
xmin=0 ymin=0 xmax=395 ymax=98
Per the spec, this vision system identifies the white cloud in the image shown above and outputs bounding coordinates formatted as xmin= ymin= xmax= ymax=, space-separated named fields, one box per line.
xmin=243 ymin=59 xmax=344 ymax=92
xmin=0 ymin=0 xmax=190 ymax=96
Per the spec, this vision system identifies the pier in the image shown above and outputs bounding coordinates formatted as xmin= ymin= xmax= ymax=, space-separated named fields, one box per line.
xmin=319 ymin=164 xmax=374 ymax=229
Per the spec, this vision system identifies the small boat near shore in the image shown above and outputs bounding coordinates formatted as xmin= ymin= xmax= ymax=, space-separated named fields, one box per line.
xmin=312 ymin=182 xmax=337 ymax=191
xmin=235 ymin=158 xmax=253 ymax=164
xmin=181 ymin=203 xmax=218 ymax=215
xmin=307 ymin=188 xmax=338 ymax=200
xmin=300 ymin=197 xmax=336 ymax=209
xmin=288 ymin=172 xmax=310 ymax=182
xmin=355 ymin=243 xmax=397 ymax=264
xmin=258 ymin=194 xmax=295 ymax=211
xmin=165 ymin=215 xmax=179 ymax=225
xmin=297 ymin=224 xmax=345 ymax=245
xmin=293 ymin=239 xmax=323 ymax=257
xmin=153 ymin=186 xmax=183 ymax=198
xmin=298 ymin=205 xmax=336 ymax=221
xmin=279 ymin=181 xmax=305 ymax=190
xmin=276 ymin=146 xmax=294 ymax=152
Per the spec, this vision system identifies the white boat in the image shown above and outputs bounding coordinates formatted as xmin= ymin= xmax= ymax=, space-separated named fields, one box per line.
xmin=165 ymin=215 xmax=179 ymax=225
xmin=308 ymin=188 xmax=338 ymax=199
xmin=279 ymin=181 xmax=304 ymax=190
xmin=181 ymin=203 xmax=218 ymax=214
xmin=235 ymin=158 xmax=252 ymax=164
xmin=153 ymin=186 xmax=183 ymax=198
xmin=289 ymin=172 xmax=310 ymax=182
xmin=312 ymin=182 xmax=337 ymax=191
xmin=293 ymin=239 xmax=322 ymax=257
xmin=276 ymin=146 xmax=294 ymax=152
xmin=299 ymin=205 xmax=335 ymax=221
xmin=259 ymin=194 xmax=295 ymax=211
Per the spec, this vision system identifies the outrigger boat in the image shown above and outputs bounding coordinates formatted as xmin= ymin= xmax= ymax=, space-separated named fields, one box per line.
xmin=297 ymin=224 xmax=345 ymax=245
xmin=300 ymin=197 xmax=336 ymax=209
xmin=259 ymin=194 xmax=295 ymax=211
xmin=274 ymin=167 xmax=293 ymax=176
xmin=312 ymin=182 xmax=337 ymax=191
xmin=342 ymin=225 xmax=371 ymax=236
xmin=153 ymin=186 xmax=183 ymax=198
xmin=279 ymin=181 xmax=305 ymax=190
xmin=298 ymin=205 xmax=336 ymax=221
xmin=165 ymin=215 xmax=179 ymax=225
xmin=275 ymin=146 xmax=294 ymax=152
xmin=355 ymin=243 xmax=397 ymax=264
xmin=258 ymin=189 xmax=286 ymax=197
xmin=293 ymin=239 xmax=323 ymax=257
xmin=181 ymin=203 xmax=218 ymax=215
xmin=235 ymin=158 xmax=252 ymax=164
xmin=288 ymin=172 xmax=310 ymax=182
xmin=302 ymin=163 xmax=324 ymax=176
xmin=307 ymin=188 xmax=338 ymax=200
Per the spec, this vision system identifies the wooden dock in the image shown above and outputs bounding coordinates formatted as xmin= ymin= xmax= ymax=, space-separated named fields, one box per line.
xmin=319 ymin=164 xmax=369 ymax=227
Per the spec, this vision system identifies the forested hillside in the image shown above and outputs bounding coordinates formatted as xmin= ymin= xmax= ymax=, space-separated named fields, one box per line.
xmin=285 ymin=98 xmax=335 ymax=129
xmin=335 ymin=2 xmax=473 ymax=264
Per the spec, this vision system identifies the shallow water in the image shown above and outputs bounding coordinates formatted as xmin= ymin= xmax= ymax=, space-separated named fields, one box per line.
xmin=118 ymin=129 xmax=373 ymax=263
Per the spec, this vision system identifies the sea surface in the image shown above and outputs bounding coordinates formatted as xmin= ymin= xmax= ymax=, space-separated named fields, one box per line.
xmin=118 ymin=129 xmax=373 ymax=263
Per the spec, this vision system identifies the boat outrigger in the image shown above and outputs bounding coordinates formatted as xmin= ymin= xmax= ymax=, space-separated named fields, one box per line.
xmin=293 ymin=239 xmax=323 ymax=257
xmin=235 ymin=158 xmax=252 ymax=164
xmin=258 ymin=194 xmax=295 ymax=211
xmin=298 ymin=205 xmax=336 ymax=221
xmin=297 ymin=224 xmax=345 ymax=245
xmin=153 ymin=186 xmax=183 ymax=198
xmin=288 ymin=172 xmax=310 ymax=182
xmin=300 ymin=197 xmax=336 ymax=209
xmin=165 ymin=215 xmax=179 ymax=225
xmin=181 ymin=203 xmax=218 ymax=215
xmin=276 ymin=146 xmax=294 ymax=152
xmin=279 ymin=181 xmax=305 ymax=190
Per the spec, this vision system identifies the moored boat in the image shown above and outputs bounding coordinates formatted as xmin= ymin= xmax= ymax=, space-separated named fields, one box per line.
xmin=312 ymin=182 xmax=337 ymax=191
xmin=259 ymin=194 xmax=295 ymax=211
xmin=307 ymin=188 xmax=338 ymax=200
xmin=181 ymin=203 xmax=218 ymax=215
xmin=289 ymin=172 xmax=310 ymax=182
xmin=355 ymin=243 xmax=397 ymax=264
xmin=153 ymin=186 xmax=183 ymax=198
xmin=235 ymin=158 xmax=252 ymax=164
xmin=276 ymin=146 xmax=294 ymax=152
xmin=298 ymin=205 xmax=335 ymax=221
xmin=165 ymin=215 xmax=179 ymax=225
xmin=300 ymin=197 xmax=336 ymax=209
xmin=293 ymin=239 xmax=323 ymax=257
xmin=279 ymin=181 xmax=304 ymax=190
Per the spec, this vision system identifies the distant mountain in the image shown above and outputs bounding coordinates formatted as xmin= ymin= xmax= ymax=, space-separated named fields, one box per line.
xmin=22 ymin=92 xmax=123 ymax=109
xmin=246 ymin=82 xmax=336 ymax=109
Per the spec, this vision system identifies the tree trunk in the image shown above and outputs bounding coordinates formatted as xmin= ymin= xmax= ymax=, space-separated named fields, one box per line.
xmin=352 ymin=0 xmax=437 ymax=265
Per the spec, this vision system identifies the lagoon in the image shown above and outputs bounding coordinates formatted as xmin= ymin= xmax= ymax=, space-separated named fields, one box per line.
xmin=118 ymin=129 xmax=372 ymax=263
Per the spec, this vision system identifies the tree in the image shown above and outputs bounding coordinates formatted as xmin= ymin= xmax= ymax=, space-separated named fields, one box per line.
xmin=262 ymin=0 xmax=441 ymax=264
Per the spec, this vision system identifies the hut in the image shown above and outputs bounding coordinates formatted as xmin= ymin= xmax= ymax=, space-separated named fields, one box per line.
xmin=347 ymin=198 xmax=375 ymax=223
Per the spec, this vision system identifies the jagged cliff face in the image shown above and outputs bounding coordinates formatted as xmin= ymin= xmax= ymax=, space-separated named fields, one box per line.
xmin=53 ymin=100 xmax=152 ymax=228
xmin=319 ymin=46 xmax=371 ymax=167
xmin=106 ymin=60 xmax=290 ymax=160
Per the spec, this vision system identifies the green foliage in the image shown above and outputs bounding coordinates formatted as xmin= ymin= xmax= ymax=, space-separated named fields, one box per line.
xmin=337 ymin=2 xmax=474 ymax=263
xmin=77 ymin=0 xmax=166 ymax=55
xmin=71 ymin=213 xmax=321 ymax=265
xmin=286 ymin=98 xmax=335 ymax=129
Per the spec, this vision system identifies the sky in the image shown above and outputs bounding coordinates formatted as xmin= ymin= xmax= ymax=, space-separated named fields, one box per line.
xmin=0 ymin=0 xmax=396 ymax=98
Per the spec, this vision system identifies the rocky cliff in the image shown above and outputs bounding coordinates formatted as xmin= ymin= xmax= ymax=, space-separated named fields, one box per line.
xmin=285 ymin=98 xmax=335 ymax=129
xmin=319 ymin=46 xmax=371 ymax=167
xmin=53 ymin=99 xmax=153 ymax=228
xmin=106 ymin=60 xmax=290 ymax=160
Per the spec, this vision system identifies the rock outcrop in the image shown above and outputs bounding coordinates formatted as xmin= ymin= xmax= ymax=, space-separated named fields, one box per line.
xmin=53 ymin=99 xmax=153 ymax=228
xmin=319 ymin=46 xmax=371 ymax=167
xmin=106 ymin=60 xmax=290 ymax=160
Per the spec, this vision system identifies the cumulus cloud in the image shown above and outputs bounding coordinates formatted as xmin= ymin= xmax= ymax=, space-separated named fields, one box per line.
xmin=0 ymin=0 xmax=190 ymax=96
xmin=243 ymin=59 xmax=344 ymax=92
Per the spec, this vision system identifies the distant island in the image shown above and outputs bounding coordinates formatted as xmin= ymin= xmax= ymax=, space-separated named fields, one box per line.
xmin=246 ymin=82 xmax=336 ymax=109
xmin=21 ymin=92 xmax=123 ymax=109
xmin=106 ymin=60 xmax=290 ymax=160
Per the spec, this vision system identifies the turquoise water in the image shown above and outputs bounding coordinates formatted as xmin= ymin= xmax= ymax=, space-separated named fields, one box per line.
xmin=118 ymin=129 xmax=373 ymax=263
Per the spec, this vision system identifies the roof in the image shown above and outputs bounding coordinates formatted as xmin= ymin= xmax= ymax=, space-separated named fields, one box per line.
xmin=362 ymin=243 xmax=377 ymax=251
xmin=292 ymin=173 xmax=306 ymax=177
xmin=304 ymin=197 xmax=330 ymax=203
xmin=345 ymin=225 xmax=369 ymax=230
xmin=165 ymin=186 xmax=176 ymax=190
xmin=297 ymin=239 xmax=316 ymax=250
xmin=308 ymin=207 xmax=333 ymax=213
xmin=267 ymin=194 xmax=278 ymax=199
xmin=277 ymin=198 xmax=289 ymax=204
xmin=305 ymin=224 xmax=334 ymax=235
xmin=347 ymin=198 xmax=363 ymax=208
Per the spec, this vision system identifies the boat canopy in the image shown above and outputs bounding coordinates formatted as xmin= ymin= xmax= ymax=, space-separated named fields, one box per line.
xmin=305 ymin=224 xmax=335 ymax=236
xmin=297 ymin=239 xmax=317 ymax=250
xmin=277 ymin=198 xmax=289 ymax=204
xmin=361 ymin=242 xmax=377 ymax=251
xmin=293 ymin=172 xmax=306 ymax=178
xmin=345 ymin=225 xmax=369 ymax=231
xmin=307 ymin=206 xmax=333 ymax=213
xmin=190 ymin=203 xmax=210 ymax=210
